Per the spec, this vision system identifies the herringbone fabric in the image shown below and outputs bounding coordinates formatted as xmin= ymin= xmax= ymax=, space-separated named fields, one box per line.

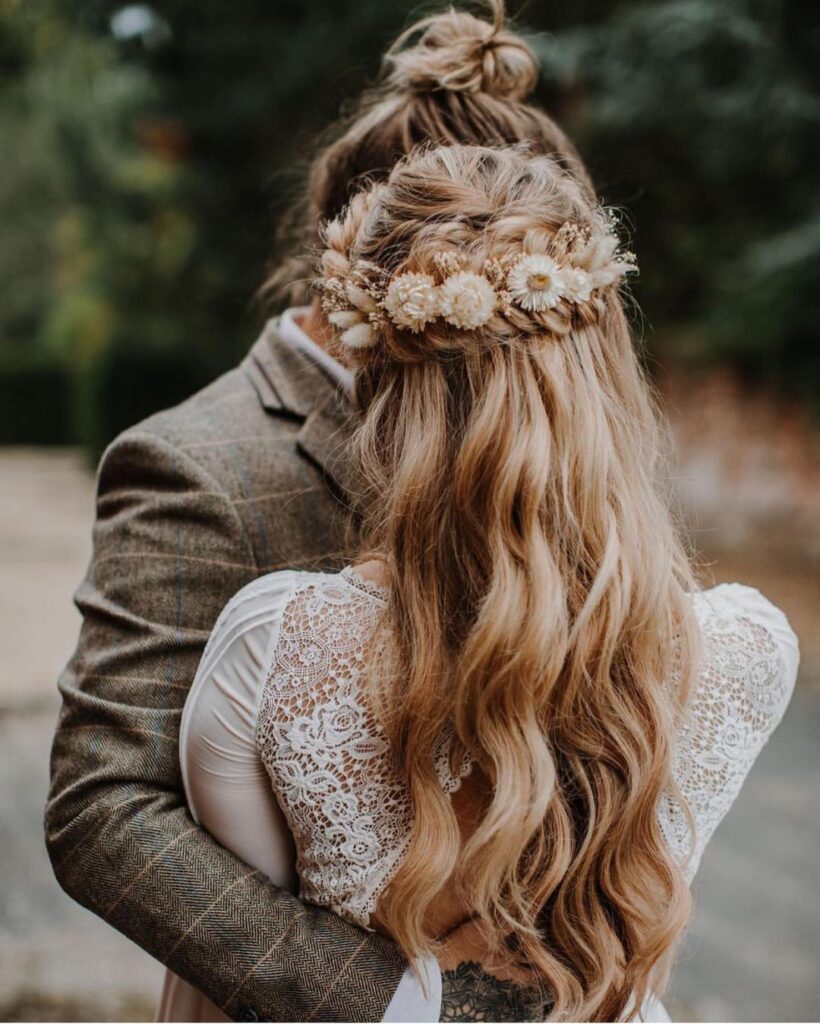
xmin=45 ymin=320 xmax=407 ymax=1022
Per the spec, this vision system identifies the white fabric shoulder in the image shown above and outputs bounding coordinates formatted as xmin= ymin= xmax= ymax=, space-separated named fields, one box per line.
xmin=178 ymin=569 xmax=302 ymax=885
xmin=162 ymin=570 xmax=302 ymax=1024
xmin=659 ymin=582 xmax=799 ymax=880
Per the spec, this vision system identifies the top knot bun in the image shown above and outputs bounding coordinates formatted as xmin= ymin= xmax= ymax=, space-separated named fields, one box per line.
xmin=384 ymin=1 xmax=539 ymax=102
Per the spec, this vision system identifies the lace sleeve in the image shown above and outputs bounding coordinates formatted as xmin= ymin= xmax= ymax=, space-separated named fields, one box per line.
xmin=659 ymin=584 xmax=800 ymax=880
xmin=255 ymin=574 xmax=413 ymax=929
xmin=255 ymin=569 xmax=471 ymax=930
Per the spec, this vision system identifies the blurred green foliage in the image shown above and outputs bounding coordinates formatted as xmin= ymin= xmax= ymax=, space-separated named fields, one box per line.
xmin=0 ymin=0 xmax=818 ymax=457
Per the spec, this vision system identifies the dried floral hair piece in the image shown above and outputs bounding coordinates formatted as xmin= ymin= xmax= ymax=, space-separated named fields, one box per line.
xmin=318 ymin=218 xmax=637 ymax=351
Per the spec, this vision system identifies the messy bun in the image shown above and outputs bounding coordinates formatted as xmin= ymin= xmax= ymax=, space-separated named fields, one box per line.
xmin=384 ymin=3 xmax=539 ymax=101
xmin=267 ymin=1 xmax=592 ymax=304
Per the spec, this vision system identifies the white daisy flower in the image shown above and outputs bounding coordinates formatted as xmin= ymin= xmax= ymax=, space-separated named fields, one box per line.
xmin=383 ymin=272 xmax=440 ymax=333
xmin=561 ymin=266 xmax=594 ymax=303
xmin=438 ymin=271 xmax=497 ymax=330
xmin=506 ymin=254 xmax=566 ymax=311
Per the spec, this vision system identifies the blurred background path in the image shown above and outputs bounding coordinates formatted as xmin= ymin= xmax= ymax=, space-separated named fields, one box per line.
xmin=0 ymin=451 xmax=161 ymax=1021
xmin=1 ymin=447 xmax=818 ymax=1021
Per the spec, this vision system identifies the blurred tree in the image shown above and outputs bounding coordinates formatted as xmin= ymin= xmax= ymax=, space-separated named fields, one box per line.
xmin=0 ymin=0 xmax=818 ymax=455
xmin=532 ymin=0 xmax=820 ymax=401
xmin=0 ymin=0 xmax=196 ymax=448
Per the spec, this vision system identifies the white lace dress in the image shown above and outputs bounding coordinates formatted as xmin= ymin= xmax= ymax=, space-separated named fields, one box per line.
xmin=158 ymin=567 xmax=799 ymax=1022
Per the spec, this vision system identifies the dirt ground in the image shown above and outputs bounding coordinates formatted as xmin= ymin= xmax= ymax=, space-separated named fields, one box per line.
xmin=1 ymin=448 xmax=818 ymax=1022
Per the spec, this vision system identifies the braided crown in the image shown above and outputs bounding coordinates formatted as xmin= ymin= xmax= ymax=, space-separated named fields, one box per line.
xmin=316 ymin=147 xmax=637 ymax=357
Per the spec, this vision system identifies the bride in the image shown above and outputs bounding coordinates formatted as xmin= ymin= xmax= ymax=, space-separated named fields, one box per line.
xmin=159 ymin=140 xmax=798 ymax=1022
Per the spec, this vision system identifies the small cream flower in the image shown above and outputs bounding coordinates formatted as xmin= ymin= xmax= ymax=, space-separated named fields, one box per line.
xmin=328 ymin=310 xmax=363 ymax=330
xmin=507 ymin=254 xmax=566 ymax=311
xmin=340 ymin=322 xmax=377 ymax=349
xmin=345 ymin=282 xmax=379 ymax=314
xmin=438 ymin=271 xmax=497 ymax=330
xmin=561 ymin=266 xmax=594 ymax=303
xmin=579 ymin=232 xmax=619 ymax=273
xmin=432 ymin=251 xmax=465 ymax=277
xmin=590 ymin=253 xmax=638 ymax=289
xmin=383 ymin=273 xmax=439 ymax=333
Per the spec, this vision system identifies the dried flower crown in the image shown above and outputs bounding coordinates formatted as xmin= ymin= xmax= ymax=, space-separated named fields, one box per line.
xmin=319 ymin=217 xmax=637 ymax=350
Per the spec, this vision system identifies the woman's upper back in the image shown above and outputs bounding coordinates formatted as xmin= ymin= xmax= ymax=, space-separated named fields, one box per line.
xmin=188 ymin=565 xmax=799 ymax=933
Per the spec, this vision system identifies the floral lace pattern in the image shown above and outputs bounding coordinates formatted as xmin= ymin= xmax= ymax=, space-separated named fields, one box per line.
xmin=257 ymin=573 xmax=796 ymax=928
xmin=256 ymin=569 xmax=471 ymax=928
xmin=659 ymin=584 xmax=795 ymax=879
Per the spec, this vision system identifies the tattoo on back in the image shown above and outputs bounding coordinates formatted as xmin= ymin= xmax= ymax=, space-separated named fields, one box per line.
xmin=439 ymin=960 xmax=547 ymax=1022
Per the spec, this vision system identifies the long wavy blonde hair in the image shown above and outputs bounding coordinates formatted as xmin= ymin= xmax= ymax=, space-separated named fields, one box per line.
xmin=317 ymin=145 xmax=699 ymax=1021
xmin=268 ymin=0 xmax=593 ymax=303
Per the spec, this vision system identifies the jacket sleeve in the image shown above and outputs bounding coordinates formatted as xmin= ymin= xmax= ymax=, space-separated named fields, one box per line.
xmin=44 ymin=429 xmax=407 ymax=1023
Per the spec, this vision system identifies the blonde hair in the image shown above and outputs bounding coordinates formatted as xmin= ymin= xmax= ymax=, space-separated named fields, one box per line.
xmin=317 ymin=145 xmax=699 ymax=1022
xmin=267 ymin=0 xmax=592 ymax=303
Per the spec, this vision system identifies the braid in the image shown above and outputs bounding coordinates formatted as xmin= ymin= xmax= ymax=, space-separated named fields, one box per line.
xmin=314 ymin=146 xmax=635 ymax=366
xmin=318 ymin=188 xmax=390 ymax=352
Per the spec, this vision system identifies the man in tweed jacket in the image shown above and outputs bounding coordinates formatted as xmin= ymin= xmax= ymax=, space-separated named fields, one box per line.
xmin=45 ymin=321 xmax=409 ymax=1022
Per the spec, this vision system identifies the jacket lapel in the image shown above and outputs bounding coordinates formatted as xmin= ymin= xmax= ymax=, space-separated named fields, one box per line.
xmin=244 ymin=318 xmax=362 ymax=501
xmin=296 ymin=389 xmax=362 ymax=502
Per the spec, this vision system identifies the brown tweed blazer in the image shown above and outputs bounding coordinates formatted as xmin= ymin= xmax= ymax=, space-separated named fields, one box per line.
xmin=45 ymin=320 xmax=407 ymax=1022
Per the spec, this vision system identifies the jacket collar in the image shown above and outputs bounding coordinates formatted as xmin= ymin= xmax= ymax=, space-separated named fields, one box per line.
xmin=243 ymin=317 xmax=361 ymax=500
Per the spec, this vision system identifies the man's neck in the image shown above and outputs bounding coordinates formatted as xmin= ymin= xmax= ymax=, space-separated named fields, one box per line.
xmin=296 ymin=299 xmax=336 ymax=354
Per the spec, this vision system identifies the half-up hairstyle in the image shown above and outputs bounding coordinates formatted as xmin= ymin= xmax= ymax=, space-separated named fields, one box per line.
xmin=316 ymin=145 xmax=700 ymax=1022
xmin=267 ymin=0 xmax=592 ymax=303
